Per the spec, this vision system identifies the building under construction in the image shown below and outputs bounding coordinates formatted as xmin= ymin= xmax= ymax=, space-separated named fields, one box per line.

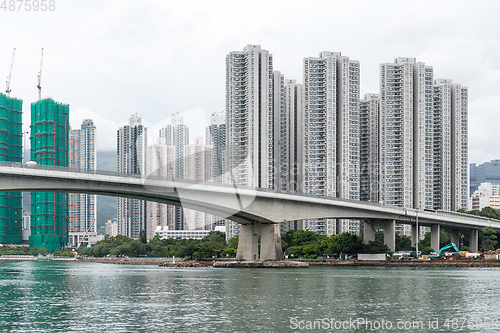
xmin=30 ymin=98 xmax=69 ymax=252
xmin=0 ymin=93 xmax=23 ymax=244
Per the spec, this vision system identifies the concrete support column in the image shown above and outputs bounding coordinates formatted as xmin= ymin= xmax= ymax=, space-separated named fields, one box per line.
xmin=363 ymin=220 xmax=375 ymax=244
xmin=411 ymin=225 xmax=419 ymax=247
xmin=450 ymin=230 xmax=459 ymax=247
xmin=431 ymin=224 xmax=440 ymax=251
xmin=236 ymin=223 xmax=259 ymax=261
xmin=384 ymin=220 xmax=395 ymax=252
xmin=336 ymin=219 xmax=344 ymax=235
xmin=236 ymin=222 xmax=284 ymax=261
xmin=260 ymin=223 xmax=284 ymax=261
xmin=469 ymin=229 xmax=479 ymax=253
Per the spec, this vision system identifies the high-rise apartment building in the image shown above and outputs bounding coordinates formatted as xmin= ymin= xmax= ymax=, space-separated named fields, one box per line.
xmin=206 ymin=112 xmax=226 ymax=183
xmin=226 ymin=44 xmax=274 ymax=189
xmin=375 ymin=58 xmax=468 ymax=215
xmin=450 ymin=82 xmax=468 ymax=210
xmin=360 ymin=94 xmax=380 ymax=204
xmin=433 ymin=79 xmax=452 ymax=211
xmin=0 ymin=93 xmax=22 ymax=244
xmin=117 ymin=114 xmax=147 ymax=238
xmin=303 ymin=51 xmax=360 ymax=235
xmin=105 ymin=219 xmax=118 ymax=237
xmin=145 ymin=137 xmax=176 ymax=240
xmin=379 ymin=57 xmax=434 ymax=210
xmin=30 ymin=99 xmax=69 ymax=251
xmin=184 ymin=137 xmax=213 ymax=230
xmin=273 ymin=73 xmax=305 ymax=194
xmin=276 ymin=78 xmax=305 ymax=236
xmin=205 ymin=113 xmax=234 ymax=234
xmin=159 ymin=114 xmax=189 ymax=230
xmin=273 ymin=71 xmax=287 ymax=192
xmin=160 ymin=114 xmax=189 ymax=180
xmin=68 ymin=119 xmax=96 ymax=247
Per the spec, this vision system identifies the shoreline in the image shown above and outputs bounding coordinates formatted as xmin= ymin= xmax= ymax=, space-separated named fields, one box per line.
xmin=0 ymin=257 xmax=77 ymax=261
xmin=307 ymin=259 xmax=500 ymax=268
xmin=3 ymin=257 xmax=500 ymax=268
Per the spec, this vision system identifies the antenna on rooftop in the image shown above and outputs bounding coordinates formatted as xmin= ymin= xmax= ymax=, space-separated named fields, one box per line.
xmin=5 ymin=48 xmax=16 ymax=96
xmin=37 ymin=48 xmax=44 ymax=100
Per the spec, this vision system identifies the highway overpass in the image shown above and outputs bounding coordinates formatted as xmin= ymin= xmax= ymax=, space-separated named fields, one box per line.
xmin=0 ymin=162 xmax=497 ymax=259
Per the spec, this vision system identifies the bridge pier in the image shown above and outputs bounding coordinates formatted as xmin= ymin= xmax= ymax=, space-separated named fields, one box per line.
xmin=431 ymin=225 xmax=440 ymax=251
xmin=363 ymin=220 xmax=376 ymax=244
xmin=235 ymin=222 xmax=283 ymax=261
xmin=450 ymin=229 xmax=460 ymax=248
xmin=236 ymin=224 xmax=259 ymax=261
xmin=384 ymin=220 xmax=395 ymax=252
xmin=411 ymin=225 xmax=419 ymax=247
xmin=469 ymin=229 xmax=479 ymax=253
xmin=363 ymin=220 xmax=395 ymax=252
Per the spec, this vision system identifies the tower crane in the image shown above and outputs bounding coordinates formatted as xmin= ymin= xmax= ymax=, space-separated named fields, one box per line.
xmin=5 ymin=48 xmax=16 ymax=97
xmin=37 ymin=48 xmax=44 ymax=100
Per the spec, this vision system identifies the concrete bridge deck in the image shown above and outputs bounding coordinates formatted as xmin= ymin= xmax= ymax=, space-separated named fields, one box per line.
xmin=0 ymin=162 xmax=497 ymax=259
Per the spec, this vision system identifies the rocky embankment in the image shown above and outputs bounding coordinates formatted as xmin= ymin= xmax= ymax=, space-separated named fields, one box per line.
xmin=213 ymin=260 xmax=309 ymax=268
xmin=159 ymin=260 xmax=212 ymax=267
xmin=78 ymin=257 xmax=213 ymax=267
xmin=78 ymin=257 xmax=174 ymax=265
xmin=307 ymin=259 xmax=500 ymax=267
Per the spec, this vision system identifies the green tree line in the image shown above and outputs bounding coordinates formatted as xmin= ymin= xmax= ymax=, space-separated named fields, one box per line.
xmin=77 ymin=231 xmax=239 ymax=258
xmin=0 ymin=246 xmax=74 ymax=257
xmin=75 ymin=216 xmax=500 ymax=259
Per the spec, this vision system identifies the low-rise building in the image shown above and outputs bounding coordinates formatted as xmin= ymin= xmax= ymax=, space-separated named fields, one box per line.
xmin=155 ymin=225 xmax=225 ymax=240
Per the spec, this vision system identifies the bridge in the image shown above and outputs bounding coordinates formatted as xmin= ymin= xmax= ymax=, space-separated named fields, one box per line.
xmin=0 ymin=162 xmax=498 ymax=260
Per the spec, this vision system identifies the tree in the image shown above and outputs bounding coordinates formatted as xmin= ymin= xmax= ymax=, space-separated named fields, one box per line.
xmin=284 ymin=246 xmax=300 ymax=257
xmin=396 ymin=234 xmax=411 ymax=251
xmin=151 ymin=233 xmax=162 ymax=244
xmin=440 ymin=231 xmax=451 ymax=248
xmin=419 ymin=231 xmax=431 ymax=247
xmin=281 ymin=231 xmax=295 ymax=252
xmin=139 ymin=230 xmax=147 ymax=244
xmin=364 ymin=240 xmax=390 ymax=254
xmin=419 ymin=246 xmax=434 ymax=255
xmin=326 ymin=233 xmax=364 ymax=255
xmin=480 ymin=226 xmax=498 ymax=250
xmin=293 ymin=230 xmax=324 ymax=246
xmin=208 ymin=231 xmax=226 ymax=244
xmin=228 ymin=236 xmax=238 ymax=249
xmin=415 ymin=230 xmax=451 ymax=250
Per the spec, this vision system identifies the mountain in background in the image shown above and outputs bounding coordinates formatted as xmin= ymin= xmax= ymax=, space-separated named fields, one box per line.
xmin=96 ymin=151 xmax=117 ymax=233
xmin=97 ymin=151 xmax=117 ymax=172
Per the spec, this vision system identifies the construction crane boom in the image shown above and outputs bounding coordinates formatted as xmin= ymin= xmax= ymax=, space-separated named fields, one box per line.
xmin=37 ymin=48 xmax=44 ymax=100
xmin=5 ymin=48 xmax=16 ymax=97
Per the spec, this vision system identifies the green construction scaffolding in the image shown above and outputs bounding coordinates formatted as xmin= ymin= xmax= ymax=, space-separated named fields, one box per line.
xmin=0 ymin=93 xmax=23 ymax=244
xmin=30 ymin=99 xmax=69 ymax=252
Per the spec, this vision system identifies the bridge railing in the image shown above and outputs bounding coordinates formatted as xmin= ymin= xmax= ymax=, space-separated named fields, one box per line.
xmin=436 ymin=210 xmax=497 ymax=224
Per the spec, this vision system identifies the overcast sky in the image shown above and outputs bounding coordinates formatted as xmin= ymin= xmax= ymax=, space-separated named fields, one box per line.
xmin=1 ymin=0 xmax=499 ymax=164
